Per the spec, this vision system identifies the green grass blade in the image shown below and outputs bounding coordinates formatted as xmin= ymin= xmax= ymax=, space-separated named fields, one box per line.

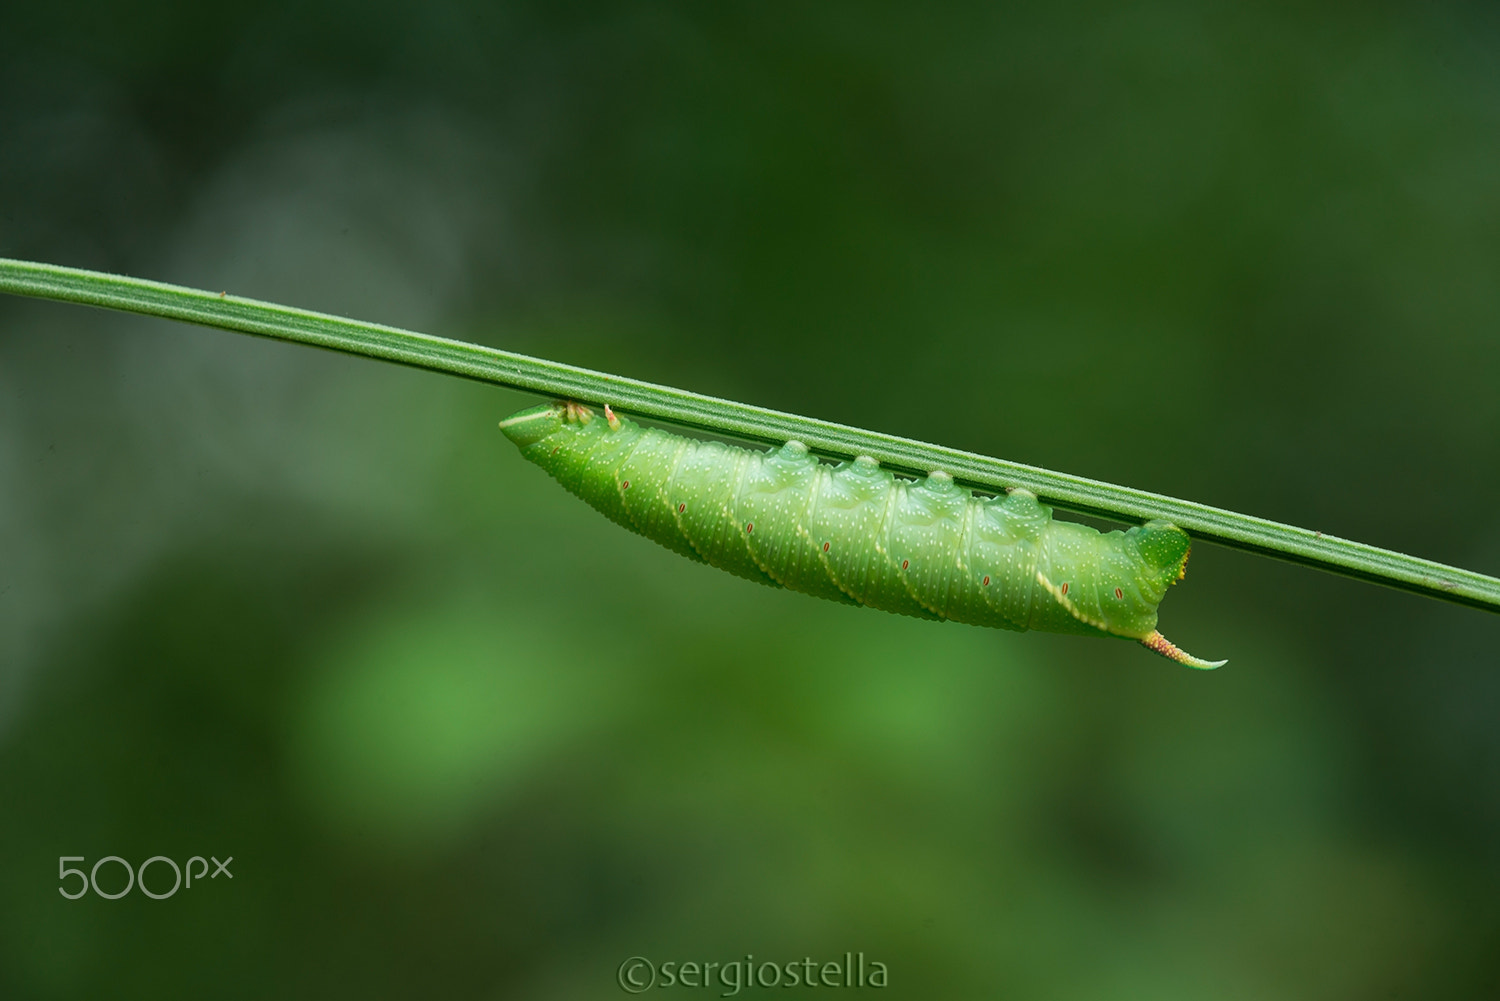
xmin=3 ymin=255 xmax=1497 ymax=614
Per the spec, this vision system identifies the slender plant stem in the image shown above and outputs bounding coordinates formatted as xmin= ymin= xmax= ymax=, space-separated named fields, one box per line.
xmin=3 ymin=256 xmax=1497 ymax=614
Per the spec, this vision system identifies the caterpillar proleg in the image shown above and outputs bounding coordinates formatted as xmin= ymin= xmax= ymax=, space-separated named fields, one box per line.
xmin=500 ymin=402 xmax=1224 ymax=668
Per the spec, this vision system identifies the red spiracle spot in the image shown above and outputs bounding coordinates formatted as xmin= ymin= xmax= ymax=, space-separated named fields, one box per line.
xmin=901 ymin=559 xmax=909 ymax=571
xmin=1115 ymin=587 xmax=1124 ymax=600
xmin=1060 ymin=582 xmax=1069 ymax=596
xmin=621 ymin=480 xmax=630 ymax=490
xmin=678 ymin=503 xmax=685 ymax=513
xmin=746 ymin=523 xmax=754 ymax=533
xmin=983 ymin=576 xmax=990 ymax=586
xmin=822 ymin=542 xmax=830 ymax=552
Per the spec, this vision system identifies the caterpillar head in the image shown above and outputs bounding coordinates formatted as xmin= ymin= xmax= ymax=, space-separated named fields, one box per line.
xmin=498 ymin=402 xmax=594 ymax=448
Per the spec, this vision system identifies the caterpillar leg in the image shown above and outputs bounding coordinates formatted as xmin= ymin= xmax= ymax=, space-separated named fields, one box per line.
xmin=1140 ymin=630 xmax=1227 ymax=670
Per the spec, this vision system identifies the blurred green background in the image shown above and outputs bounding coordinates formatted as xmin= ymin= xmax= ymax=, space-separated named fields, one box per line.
xmin=3 ymin=2 xmax=1499 ymax=998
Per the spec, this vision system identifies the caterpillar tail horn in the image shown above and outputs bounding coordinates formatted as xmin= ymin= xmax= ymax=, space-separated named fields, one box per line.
xmin=1140 ymin=631 xmax=1227 ymax=670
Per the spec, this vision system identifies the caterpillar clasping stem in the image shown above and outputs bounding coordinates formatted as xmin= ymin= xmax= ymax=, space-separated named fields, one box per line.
xmin=500 ymin=402 xmax=1227 ymax=669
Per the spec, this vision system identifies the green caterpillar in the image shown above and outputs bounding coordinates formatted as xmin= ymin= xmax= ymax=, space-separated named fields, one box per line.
xmin=500 ymin=401 xmax=1224 ymax=668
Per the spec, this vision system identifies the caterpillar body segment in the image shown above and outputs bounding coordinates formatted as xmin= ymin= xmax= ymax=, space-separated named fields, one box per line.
xmin=499 ymin=403 xmax=1224 ymax=669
